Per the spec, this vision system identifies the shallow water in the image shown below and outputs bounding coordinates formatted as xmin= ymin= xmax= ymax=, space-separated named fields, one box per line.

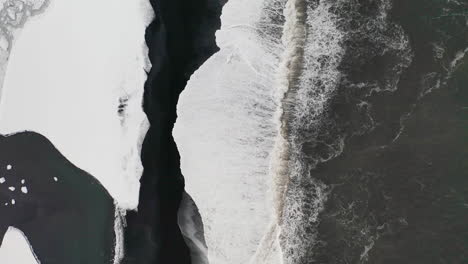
xmin=175 ymin=0 xmax=468 ymax=263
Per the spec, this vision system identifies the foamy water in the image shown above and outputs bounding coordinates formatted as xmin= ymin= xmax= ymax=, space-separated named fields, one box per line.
xmin=174 ymin=0 xmax=345 ymax=262
xmin=277 ymin=1 xmax=345 ymax=263
xmin=174 ymin=0 xmax=283 ymax=262
xmin=175 ymin=0 xmax=416 ymax=263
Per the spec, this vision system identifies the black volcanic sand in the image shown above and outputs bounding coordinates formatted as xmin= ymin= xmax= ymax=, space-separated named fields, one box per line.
xmin=122 ymin=0 xmax=223 ymax=263
xmin=0 ymin=132 xmax=116 ymax=264
xmin=307 ymin=0 xmax=468 ymax=263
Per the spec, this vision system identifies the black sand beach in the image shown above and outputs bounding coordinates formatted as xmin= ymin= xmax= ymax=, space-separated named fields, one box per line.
xmin=122 ymin=0 xmax=223 ymax=263
xmin=0 ymin=132 xmax=116 ymax=264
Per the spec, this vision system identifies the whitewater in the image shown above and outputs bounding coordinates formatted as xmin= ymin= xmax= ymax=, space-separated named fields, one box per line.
xmin=175 ymin=0 xmax=282 ymax=262
xmin=175 ymin=0 xmax=345 ymax=263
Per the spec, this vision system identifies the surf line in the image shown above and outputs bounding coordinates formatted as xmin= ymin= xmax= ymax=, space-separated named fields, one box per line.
xmin=249 ymin=0 xmax=308 ymax=263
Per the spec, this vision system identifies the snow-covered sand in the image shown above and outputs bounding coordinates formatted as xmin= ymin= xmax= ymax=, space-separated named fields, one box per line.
xmin=0 ymin=1 xmax=153 ymax=262
xmin=0 ymin=227 xmax=38 ymax=264
xmin=0 ymin=0 xmax=152 ymax=209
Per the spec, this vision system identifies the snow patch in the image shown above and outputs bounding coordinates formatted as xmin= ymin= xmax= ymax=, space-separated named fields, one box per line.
xmin=0 ymin=227 xmax=39 ymax=264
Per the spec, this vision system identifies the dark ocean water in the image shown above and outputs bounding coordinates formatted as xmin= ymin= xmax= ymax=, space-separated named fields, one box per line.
xmin=171 ymin=0 xmax=467 ymax=263
xmin=1 ymin=1 xmax=464 ymax=264
xmin=296 ymin=0 xmax=468 ymax=263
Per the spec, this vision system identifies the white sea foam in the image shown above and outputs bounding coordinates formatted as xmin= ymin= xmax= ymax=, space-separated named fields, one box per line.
xmin=175 ymin=0 xmax=418 ymax=262
xmin=251 ymin=0 xmax=308 ymax=262
xmin=113 ymin=207 xmax=125 ymax=264
xmin=449 ymin=47 xmax=468 ymax=73
xmin=277 ymin=1 xmax=346 ymax=263
xmin=174 ymin=0 xmax=283 ymax=263
xmin=175 ymin=0 xmax=347 ymax=262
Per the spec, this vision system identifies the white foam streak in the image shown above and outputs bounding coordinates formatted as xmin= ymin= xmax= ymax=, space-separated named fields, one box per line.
xmin=270 ymin=1 xmax=344 ymax=263
xmin=251 ymin=0 xmax=307 ymax=262
xmin=112 ymin=207 xmax=125 ymax=264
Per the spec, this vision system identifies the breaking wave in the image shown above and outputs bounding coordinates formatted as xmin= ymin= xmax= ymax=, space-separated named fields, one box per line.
xmin=175 ymin=0 xmax=413 ymax=263
xmin=270 ymin=1 xmax=344 ymax=263
xmin=267 ymin=0 xmax=413 ymax=262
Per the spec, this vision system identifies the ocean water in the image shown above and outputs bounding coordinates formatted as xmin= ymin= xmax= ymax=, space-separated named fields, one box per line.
xmin=174 ymin=0 xmax=282 ymax=262
xmin=176 ymin=0 xmax=468 ymax=263
xmin=175 ymin=0 xmax=346 ymax=262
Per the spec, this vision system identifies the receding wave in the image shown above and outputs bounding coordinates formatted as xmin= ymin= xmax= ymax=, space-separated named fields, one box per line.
xmin=267 ymin=1 xmax=345 ymax=263
xmin=175 ymin=0 xmax=413 ymax=263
